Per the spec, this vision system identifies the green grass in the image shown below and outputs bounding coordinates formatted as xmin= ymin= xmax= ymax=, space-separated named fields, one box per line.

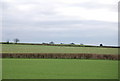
xmin=0 ymin=59 xmax=2 ymax=80
xmin=2 ymin=59 xmax=118 ymax=79
xmin=2 ymin=44 xmax=118 ymax=54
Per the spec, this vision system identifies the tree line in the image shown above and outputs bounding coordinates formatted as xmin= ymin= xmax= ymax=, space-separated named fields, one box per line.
xmin=6 ymin=38 xmax=20 ymax=44
xmin=5 ymin=38 xmax=103 ymax=46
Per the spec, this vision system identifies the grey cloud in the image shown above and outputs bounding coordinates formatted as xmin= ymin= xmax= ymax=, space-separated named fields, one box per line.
xmin=3 ymin=26 xmax=118 ymax=46
xmin=1 ymin=0 xmax=118 ymax=46
xmin=70 ymin=1 xmax=117 ymax=12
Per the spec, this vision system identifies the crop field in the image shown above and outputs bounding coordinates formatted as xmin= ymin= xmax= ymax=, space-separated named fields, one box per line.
xmin=1 ymin=44 xmax=118 ymax=54
xmin=2 ymin=59 xmax=118 ymax=79
xmin=1 ymin=44 xmax=119 ymax=79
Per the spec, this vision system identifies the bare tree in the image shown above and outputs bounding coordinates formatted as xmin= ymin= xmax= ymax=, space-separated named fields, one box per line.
xmin=70 ymin=43 xmax=75 ymax=45
xmin=100 ymin=44 xmax=103 ymax=47
xmin=6 ymin=40 xmax=10 ymax=44
xmin=49 ymin=41 xmax=54 ymax=44
xmin=42 ymin=43 xmax=48 ymax=45
xmin=80 ymin=43 xmax=84 ymax=45
xmin=14 ymin=38 xmax=20 ymax=44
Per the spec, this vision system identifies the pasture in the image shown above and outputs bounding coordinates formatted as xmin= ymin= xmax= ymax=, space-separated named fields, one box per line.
xmin=2 ymin=44 xmax=118 ymax=54
xmin=2 ymin=59 xmax=118 ymax=79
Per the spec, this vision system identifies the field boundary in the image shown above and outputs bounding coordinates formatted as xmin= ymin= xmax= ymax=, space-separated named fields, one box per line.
xmin=1 ymin=43 xmax=119 ymax=48
xmin=2 ymin=53 xmax=120 ymax=60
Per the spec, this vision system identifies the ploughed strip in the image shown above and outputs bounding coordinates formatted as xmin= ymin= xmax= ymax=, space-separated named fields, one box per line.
xmin=1 ymin=53 xmax=120 ymax=60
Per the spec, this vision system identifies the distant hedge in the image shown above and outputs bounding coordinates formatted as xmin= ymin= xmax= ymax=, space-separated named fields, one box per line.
xmin=2 ymin=53 xmax=119 ymax=60
xmin=1 ymin=43 xmax=119 ymax=48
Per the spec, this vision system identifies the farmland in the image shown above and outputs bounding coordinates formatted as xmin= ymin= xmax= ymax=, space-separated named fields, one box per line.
xmin=1 ymin=44 xmax=119 ymax=79
xmin=2 ymin=59 xmax=118 ymax=79
xmin=1 ymin=44 xmax=118 ymax=54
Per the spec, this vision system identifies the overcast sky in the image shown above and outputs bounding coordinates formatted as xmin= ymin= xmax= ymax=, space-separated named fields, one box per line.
xmin=1 ymin=0 xmax=118 ymax=46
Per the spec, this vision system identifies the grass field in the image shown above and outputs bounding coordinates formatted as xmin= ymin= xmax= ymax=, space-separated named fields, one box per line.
xmin=2 ymin=44 xmax=119 ymax=79
xmin=2 ymin=59 xmax=118 ymax=79
xmin=2 ymin=44 xmax=118 ymax=54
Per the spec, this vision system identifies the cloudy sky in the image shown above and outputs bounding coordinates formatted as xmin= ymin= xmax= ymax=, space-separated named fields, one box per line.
xmin=1 ymin=0 xmax=118 ymax=46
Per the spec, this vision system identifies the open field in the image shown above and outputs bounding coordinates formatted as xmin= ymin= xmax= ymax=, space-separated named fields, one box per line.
xmin=2 ymin=44 xmax=119 ymax=79
xmin=2 ymin=59 xmax=118 ymax=79
xmin=2 ymin=44 xmax=118 ymax=54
